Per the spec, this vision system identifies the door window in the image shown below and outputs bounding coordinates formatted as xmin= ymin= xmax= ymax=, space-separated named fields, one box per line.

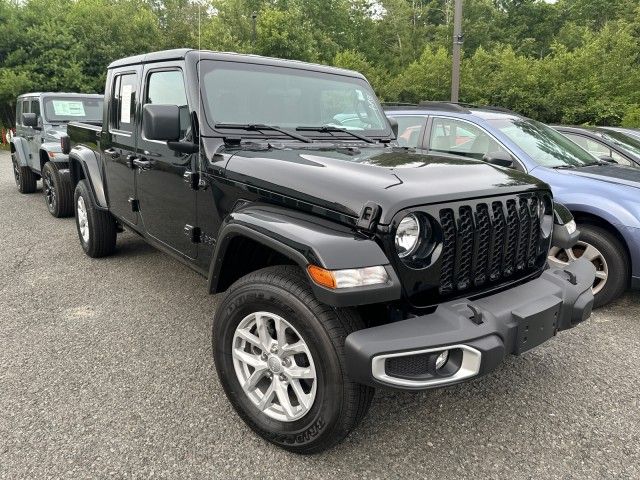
xmin=111 ymin=73 xmax=137 ymax=133
xmin=20 ymin=100 xmax=30 ymax=125
xmin=563 ymin=133 xmax=632 ymax=166
xmin=30 ymin=99 xmax=40 ymax=119
xmin=392 ymin=116 xmax=426 ymax=148
xmin=429 ymin=117 xmax=509 ymax=160
xmin=144 ymin=70 xmax=189 ymax=139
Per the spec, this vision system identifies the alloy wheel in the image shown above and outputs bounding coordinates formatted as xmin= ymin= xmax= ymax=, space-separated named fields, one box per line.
xmin=77 ymin=196 xmax=90 ymax=244
xmin=548 ymin=241 xmax=608 ymax=294
xmin=44 ymin=170 xmax=56 ymax=212
xmin=11 ymin=155 xmax=20 ymax=187
xmin=232 ymin=311 xmax=317 ymax=422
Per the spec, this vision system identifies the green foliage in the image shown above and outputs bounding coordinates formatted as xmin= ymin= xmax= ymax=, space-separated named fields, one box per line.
xmin=0 ymin=0 xmax=639 ymax=128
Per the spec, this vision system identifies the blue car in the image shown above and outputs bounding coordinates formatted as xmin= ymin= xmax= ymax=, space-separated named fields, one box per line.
xmin=385 ymin=102 xmax=640 ymax=307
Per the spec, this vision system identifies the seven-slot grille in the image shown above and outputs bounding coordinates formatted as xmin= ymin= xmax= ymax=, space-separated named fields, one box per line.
xmin=439 ymin=194 xmax=546 ymax=296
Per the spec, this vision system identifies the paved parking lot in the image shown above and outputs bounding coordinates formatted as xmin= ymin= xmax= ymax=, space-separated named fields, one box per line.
xmin=0 ymin=150 xmax=639 ymax=479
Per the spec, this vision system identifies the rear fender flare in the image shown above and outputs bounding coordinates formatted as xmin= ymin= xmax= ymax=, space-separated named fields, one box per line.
xmin=10 ymin=137 xmax=29 ymax=167
xmin=68 ymin=146 xmax=108 ymax=209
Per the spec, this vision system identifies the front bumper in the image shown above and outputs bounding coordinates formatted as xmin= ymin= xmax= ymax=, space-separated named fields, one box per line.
xmin=345 ymin=258 xmax=595 ymax=390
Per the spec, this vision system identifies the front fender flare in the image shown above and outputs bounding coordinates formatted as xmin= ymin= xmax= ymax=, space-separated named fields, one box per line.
xmin=207 ymin=204 xmax=401 ymax=307
xmin=68 ymin=146 xmax=108 ymax=209
xmin=10 ymin=137 xmax=30 ymax=167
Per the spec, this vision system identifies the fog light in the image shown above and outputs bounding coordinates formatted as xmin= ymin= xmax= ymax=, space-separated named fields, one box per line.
xmin=435 ymin=350 xmax=449 ymax=370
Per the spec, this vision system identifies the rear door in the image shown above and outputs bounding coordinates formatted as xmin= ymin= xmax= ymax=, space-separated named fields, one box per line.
xmin=102 ymin=67 xmax=141 ymax=225
xmin=135 ymin=63 xmax=197 ymax=259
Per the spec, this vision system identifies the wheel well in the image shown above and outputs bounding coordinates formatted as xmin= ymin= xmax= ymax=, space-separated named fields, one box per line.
xmin=39 ymin=150 xmax=49 ymax=172
xmin=215 ymin=235 xmax=298 ymax=292
xmin=572 ymin=211 xmax=632 ymax=266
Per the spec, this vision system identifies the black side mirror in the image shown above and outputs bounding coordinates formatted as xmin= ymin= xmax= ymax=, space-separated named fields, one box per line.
xmin=387 ymin=116 xmax=398 ymax=138
xmin=552 ymin=203 xmax=579 ymax=249
xmin=60 ymin=134 xmax=71 ymax=155
xmin=142 ymin=104 xmax=181 ymax=142
xmin=22 ymin=112 xmax=38 ymax=128
xmin=483 ymin=151 xmax=515 ymax=169
xmin=599 ymin=155 xmax=616 ymax=164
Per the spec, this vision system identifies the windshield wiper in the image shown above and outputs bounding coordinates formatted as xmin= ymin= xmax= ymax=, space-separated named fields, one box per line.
xmin=295 ymin=125 xmax=375 ymax=144
xmin=214 ymin=123 xmax=312 ymax=143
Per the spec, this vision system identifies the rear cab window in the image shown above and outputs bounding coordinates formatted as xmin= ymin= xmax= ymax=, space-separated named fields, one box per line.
xmin=110 ymin=73 xmax=138 ymax=133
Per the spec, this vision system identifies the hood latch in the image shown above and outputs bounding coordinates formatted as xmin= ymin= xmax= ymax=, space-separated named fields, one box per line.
xmin=357 ymin=202 xmax=382 ymax=232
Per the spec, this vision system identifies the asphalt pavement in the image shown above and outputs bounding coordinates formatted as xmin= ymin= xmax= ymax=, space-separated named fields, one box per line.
xmin=0 ymin=150 xmax=639 ymax=479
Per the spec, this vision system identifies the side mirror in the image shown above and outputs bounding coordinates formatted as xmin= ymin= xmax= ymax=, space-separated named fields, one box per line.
xmin=387 ymin=116 xmax=398 ymax=138
xmin=22 ymin=112 xmax=38 ymax=128
xmin=142 ymin=104 xmax=180 ymax=142
xmin=60 ymin=134 xmax=71 ymax=155
xmin=552 ymin=203 xmax=580 ymax=249
xmin=599 ymin=155 xmax=616 ymax=164
xmin=483 ymin=151 xmax=515 ymax=169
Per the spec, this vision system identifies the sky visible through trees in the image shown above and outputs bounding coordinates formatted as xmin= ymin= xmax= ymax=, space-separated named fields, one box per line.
xmin=0 ymin=0 xmax=639 ymax=127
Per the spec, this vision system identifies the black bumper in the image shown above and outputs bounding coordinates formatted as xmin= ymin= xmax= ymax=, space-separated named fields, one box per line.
xmin=345 ymin=259 xmax=595 ymax=390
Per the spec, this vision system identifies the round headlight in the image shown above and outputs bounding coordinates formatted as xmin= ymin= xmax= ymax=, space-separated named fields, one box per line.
xmin=395 ymin=214 xmax=421 ymax=258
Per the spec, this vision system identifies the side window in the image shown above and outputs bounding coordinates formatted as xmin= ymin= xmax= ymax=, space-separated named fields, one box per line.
xmin=610 ymin=150 xmax=632 ymax=166
xmin=429 ymin=117 xmax=509 ymax=160
xmin=111 ymin=73 xmax=137 ymax=133
xmin=20 ymin=100 xmax=30 ymax=125
xmin=392 ymin=115 xmax=426 ymax=148
xmin=16 ymin=100 xmax=22 ymax=125
xmin=564 ymin=133 xmax=609 ymax=158
xmin=144 ymin=70 xmax=189 ymax=139
xmin=30 ymin=99 xmax=40 ymax=119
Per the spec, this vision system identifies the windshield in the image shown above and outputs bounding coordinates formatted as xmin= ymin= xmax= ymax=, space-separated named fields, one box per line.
xmin=487 ymin=117 xmax=599 ymax=167
xmin=43 ymin=96 xmax=103 ymax=123
xmin=601 ymin=130 xmax=640 ymax=158
xmin=199 ymin=61 xmax=389 ymax=138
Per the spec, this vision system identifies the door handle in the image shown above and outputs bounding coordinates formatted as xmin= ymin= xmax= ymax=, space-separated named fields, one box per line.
xmin=133 ymin=158 xmax=154 ymax=170
xmin=126 ymin=154 xmax=137 ymax=169
xmin=104 ymin=148 xmax=120 ymax=159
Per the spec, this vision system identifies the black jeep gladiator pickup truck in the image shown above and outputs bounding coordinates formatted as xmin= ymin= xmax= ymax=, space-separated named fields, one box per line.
xmin=63 ymin=49 xmax=595 ymax=453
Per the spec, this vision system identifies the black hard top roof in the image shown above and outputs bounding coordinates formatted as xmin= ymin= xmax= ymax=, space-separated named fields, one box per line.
xmin=108 ymin=49 xmax=365 ymax=79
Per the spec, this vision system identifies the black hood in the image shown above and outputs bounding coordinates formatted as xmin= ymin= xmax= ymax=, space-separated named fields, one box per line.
xmin=221 ymin=145 xmax=549 ymax=224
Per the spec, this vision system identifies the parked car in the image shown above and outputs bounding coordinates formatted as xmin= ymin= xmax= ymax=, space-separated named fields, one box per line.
xmin=601 ymin=126 xmax=640 ymax=142
xmin=552 ymin=125 xmax=640 ymax=167
xmin=385 ymin=102 xmax=640 ymax=307
xmin=10 ymin=92 xmax=103 ymax=217
xmin=63 ymin=50 xmax=593 ymax=453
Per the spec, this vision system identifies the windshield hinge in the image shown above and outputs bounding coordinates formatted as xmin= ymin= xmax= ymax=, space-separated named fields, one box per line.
xmin=183 ymin=170 xmax=199 ymax=190
xmin=357 ymin=202 xmax=382 ymax=232
xmin=184 ymin=224 xmax=201 ymax=243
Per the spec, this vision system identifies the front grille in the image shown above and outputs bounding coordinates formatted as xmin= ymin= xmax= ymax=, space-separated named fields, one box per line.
xmin=438 ymin=194 xmax=547 ymax=297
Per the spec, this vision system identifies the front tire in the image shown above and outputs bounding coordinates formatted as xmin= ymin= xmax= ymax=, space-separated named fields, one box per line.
xmin=42 ymin=162 xmax=73 ymax=217
xmin=74 ymin=179 xmax=117 ymax=258
xmin=548 ymin=224 xmax=628 ymax=307
xmin=213 ymin=265 xmax=374 ymax=454
xmin=12 ymin=153 xmax=37 ymax=193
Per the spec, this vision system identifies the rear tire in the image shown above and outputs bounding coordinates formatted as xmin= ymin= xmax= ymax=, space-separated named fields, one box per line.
xmin=42 ymin=162 xmax=73 ymax=217
xmin=213 ymin=265 xmax=374 ymax=454
xmin=74 ymin=179 xmax=117 ymax=258
xmin=12 ymin=153 xmax=37 ymax=193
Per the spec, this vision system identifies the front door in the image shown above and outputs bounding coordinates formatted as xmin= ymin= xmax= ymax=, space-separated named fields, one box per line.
xmin=102 ymin=68 xmax=141 ymax=225
xmin=135 ymin=65 xmax=197 ymax=259
xmin=28 ymin=98 xmax=43 ymax=169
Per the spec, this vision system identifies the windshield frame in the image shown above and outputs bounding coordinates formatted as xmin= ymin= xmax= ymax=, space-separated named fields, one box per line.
xmin=41 ymin=95 xmax=104 ymax=123
xmin=487 ymin=117 xmax=601 ymax=168
xmin=197 ymin=59 xmax=392 ymax=142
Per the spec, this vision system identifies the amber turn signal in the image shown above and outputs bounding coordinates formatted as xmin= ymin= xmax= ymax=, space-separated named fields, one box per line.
xmin=307 ymin=265 xmax=336 ymax=289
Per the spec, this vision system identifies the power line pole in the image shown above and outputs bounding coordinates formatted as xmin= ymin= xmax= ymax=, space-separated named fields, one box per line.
xmin=451 ymin=0 xmax=463 ymax=102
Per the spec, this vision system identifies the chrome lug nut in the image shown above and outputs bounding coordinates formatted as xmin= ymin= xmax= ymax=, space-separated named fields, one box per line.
xmin=279 ymin=373 xmax=287 ymax=382
xmin=270 ymin=345 xmax=279 ymax=354
xmin=282 ymin=358 xmax=291 ymax=367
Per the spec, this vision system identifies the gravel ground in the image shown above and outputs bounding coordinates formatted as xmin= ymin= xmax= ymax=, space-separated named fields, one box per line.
xmin=0 ymin=150 xmax=639 ymax=479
